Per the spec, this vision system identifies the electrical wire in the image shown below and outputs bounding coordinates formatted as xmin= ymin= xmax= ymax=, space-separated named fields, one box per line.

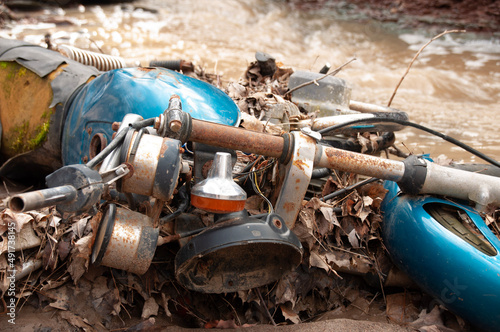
xmin=251 ymin=170 xmax=274 ymax=213
xmin=320 ymin=177 xmax=379 ymax=202
xmin=129 ymin=117 xmax=155 ymax=130
xmin=235 ymin=159 xmax=276 ymax=177
xmin=318 ymin=118 xmax=500 ymax=168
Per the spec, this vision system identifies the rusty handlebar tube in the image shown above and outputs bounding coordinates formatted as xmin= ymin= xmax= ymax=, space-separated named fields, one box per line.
xmin=190 ymin=119 xmax=285 ymax=159
xmin=188 ymin=118 xmax=500 ymax=210
xmin=9 ymin=185 xmax=78 ymax=213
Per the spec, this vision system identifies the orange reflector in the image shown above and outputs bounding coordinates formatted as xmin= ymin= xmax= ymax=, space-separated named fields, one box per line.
xmin=191 ymin=194 xmax=246 ymax=214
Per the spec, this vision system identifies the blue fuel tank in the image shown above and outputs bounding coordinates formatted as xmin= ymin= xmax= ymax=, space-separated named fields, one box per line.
xmin=62 ymin=67 xmax=240 ymax=165
xmin=381 ymin=180 xmax=500 ymax=331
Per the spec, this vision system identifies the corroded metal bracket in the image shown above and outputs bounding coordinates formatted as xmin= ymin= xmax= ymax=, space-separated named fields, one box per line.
xmin=275 ymin=131 xmax=317 ymax=229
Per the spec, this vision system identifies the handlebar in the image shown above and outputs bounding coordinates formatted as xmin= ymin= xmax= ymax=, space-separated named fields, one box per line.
xmin=10 ymin=115 xmax=500 ymax=214
xmin=188 ymin=118 xmax=500 ymax=210
xmin=9 ymin=185 xmax=77 ymax=213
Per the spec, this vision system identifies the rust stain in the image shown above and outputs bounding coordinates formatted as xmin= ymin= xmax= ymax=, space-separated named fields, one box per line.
xmin=324 ymin=147 xmax=401 ymax=177
xmin=137 ymin=67 xmax=156 ymax=72
xmin=159 ymin=138 xmax=169 ymax=158
xmin=283 ymin=202 xmax=296 ymax=213
xmin=293 ymin=159 xmax=308 ymax=172
xmin=190 ymin=119 xmax=284 ymax=158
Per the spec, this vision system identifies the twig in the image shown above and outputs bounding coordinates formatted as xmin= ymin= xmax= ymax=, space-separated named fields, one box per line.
xmin=254 ymin=288 xmax=277 ymax=326
xmin=2 ymin=180 xmax=10 ymax=197
xmin=284 ymin=57 xmax=356 ymax=97
xmin=88 ymin=37 xmax=105 ymax=54
xmin=387 ymin=29 xmax=466 ymax=107
xmin=372 ymin=254 xmax=387 ymax=307
xmin=328 ymin=245 xmax=371 ymax=260
xmin=220 ymin=296 xmax=242 ymax=326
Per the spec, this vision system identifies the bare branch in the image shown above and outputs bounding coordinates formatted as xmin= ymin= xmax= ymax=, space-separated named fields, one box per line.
xmin=284 ymin=57 xmax=356 ymax=97
xmin=387 ymin=29 xmax=466 ymax=107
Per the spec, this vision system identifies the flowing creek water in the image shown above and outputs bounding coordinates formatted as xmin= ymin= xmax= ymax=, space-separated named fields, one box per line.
xmin=3 ymin=0 xmax=500 ymax=163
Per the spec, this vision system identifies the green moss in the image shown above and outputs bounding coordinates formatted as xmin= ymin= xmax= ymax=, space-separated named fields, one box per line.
xmin=9 ymin=109 xmax=52 ymax=153
xmin=11 ymin=121 xmax=29 ymax=153
xmin=1 ymin=61 xmax=19 ymax=97
xmin=18 ymin=67 xmax=27 ymax=76
xmin=27 ymin=120 xmax=50 ymax=149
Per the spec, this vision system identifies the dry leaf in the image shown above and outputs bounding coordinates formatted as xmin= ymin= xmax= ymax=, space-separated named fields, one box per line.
xmin=386 ymin=292 xmax=421 ymax=324
xmin=142 ymin=297 xmax=159 ymax=319
xmin=59 ymin=310 xmax=96 ymax=331
xmin=320 ymin=206 xmax=340 ymax=227
xmin=309 ymin=250 xmax=330 ymax=272
xmin=67 ymin=234 xmax=92 ymax=283
xmin=161 ymin=293 xmax=172 ymax=317
xmin=347 ymin=229 xmax=360 ymax=248
xmin=275 ymin=272 xmax=299 ymax=308
xmin=1 ymin=209 xmax=33 ymax=233
xmin=0 ymin=221 xmax=41 ymax=254
xmin=240 ymin=112 xmax=265 ymax=132
xmin=280 ymin=303 xmax=300 ymax=324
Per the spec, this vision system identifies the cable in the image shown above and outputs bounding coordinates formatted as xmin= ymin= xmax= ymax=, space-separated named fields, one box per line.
xmin=320 ymin=177 xmax=379 ymax=202
xmin=235 ymin=159 xmax=276 ymax=177
xmin=318 ymin=118 xmax=500 ymax=168
xmin=159 ymin=184 xmax=190 ymax=224
xmin=129 ymin=117 xmax=155 ymax=130
xmin=251 ymin=171 xmax=274 ymax=213
xmin=235 ymin=158 xmax=259 ymax=175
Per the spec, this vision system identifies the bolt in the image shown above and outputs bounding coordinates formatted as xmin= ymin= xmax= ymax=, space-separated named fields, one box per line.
xmin=154 ymin=117 xmax=161 ymax=130
xmin=86 ymin=127 xmax=92 ymax=135
xmin=82 ymin=156 xmax=88 ymax=163
xmin=111 ymin=122 xmax=120 ymax=131
xmin=169 ymin=120 xmax=182 ymax=132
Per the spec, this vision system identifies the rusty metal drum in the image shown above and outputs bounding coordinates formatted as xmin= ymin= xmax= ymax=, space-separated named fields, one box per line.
xmin=91 ymin=204 xmax=159 ymax=275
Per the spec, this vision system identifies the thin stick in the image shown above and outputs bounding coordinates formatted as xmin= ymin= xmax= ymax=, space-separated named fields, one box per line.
xmin=387 ymin=29 xmax=465 ymax=107
xmin=221 ymin=296 xmax=242 ymax=326
xmin=284 ymin=57 xmax=356 ymax=97
xmin=255 ymin=288 xmax=276 ymax=326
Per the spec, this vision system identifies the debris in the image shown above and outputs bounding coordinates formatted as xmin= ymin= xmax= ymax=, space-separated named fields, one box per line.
xmin=0 ymin=50 xmax=491 ymax=332
xmin=142 ymin=297 xmax=159 ymax=319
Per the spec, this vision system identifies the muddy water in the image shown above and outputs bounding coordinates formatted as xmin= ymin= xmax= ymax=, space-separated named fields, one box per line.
xmin=3 ymin=0 xmax=499 ymax=162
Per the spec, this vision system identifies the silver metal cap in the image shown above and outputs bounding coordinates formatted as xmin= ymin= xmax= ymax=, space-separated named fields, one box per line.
xmin=191 ymin=152 xmax=247 ymax=212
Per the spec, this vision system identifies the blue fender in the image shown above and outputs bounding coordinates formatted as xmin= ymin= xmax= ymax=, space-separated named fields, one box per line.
xmin=62 ymin=67 xmax=240 ymax=165
xmin=381 ymin=180 xmax=500 ymax=331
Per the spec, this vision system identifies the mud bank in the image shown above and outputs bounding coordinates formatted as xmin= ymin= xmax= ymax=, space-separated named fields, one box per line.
xmin=288 ymin=0 xmax=500 ymax=32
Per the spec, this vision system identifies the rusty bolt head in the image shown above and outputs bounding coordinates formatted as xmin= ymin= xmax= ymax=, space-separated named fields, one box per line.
xmin=154 ymin=117 xmax=161 ymax=130
xmin=82 ymin=156 xmax=88 ymax=163
xmin=86 ymin=127 xmax=92 ymax=135
xmin=111 ymin=122 xmax=120 ymax=131
xmin=169 ymin=120 xmax=182 ymax=132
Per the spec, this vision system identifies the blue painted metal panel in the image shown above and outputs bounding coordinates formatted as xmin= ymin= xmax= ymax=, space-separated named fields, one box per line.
xmin=62 ymin=67 xmax=240 ymax=165
xmin=381 ymin=181 xmax=500 ymax=331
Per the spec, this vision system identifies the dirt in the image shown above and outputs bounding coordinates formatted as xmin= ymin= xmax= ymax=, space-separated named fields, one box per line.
xmin=288 ymin=0 xmax=500 ymax=32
